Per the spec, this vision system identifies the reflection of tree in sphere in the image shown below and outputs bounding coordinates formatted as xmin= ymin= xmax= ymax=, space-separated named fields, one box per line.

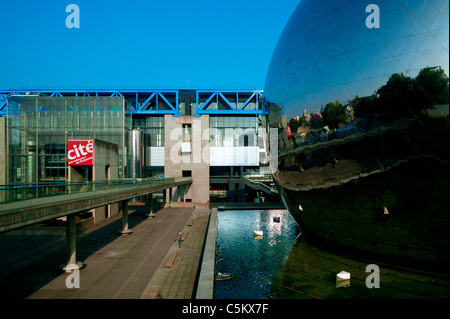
xmin=263 ymin=0 xmax=449 ymax=273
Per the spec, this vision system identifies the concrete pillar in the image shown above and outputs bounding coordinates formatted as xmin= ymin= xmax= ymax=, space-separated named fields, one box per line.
xmin=169 ymin=188 xmax=173 ymax=205
xmin=118 ymin=200 xmax=133 ymax=234
xmin=239 ymin=181 xmax=245 ymax=202
xmin=179 ymin=185 xmax=185 ymax=202
xmin=163 ymin=115 xmax=210 ymax=204
xmin=66 ymin=214 xmax=76 ymax=265
xmin=229 ymin=181 xmax=235 ymax=202
xmin=145 ymin=193 xmax=155 ymax=217
xmin=62 ymin=214 xmax=84 ymax=271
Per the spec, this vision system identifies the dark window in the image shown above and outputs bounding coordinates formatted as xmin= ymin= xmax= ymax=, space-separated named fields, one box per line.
xmin=182 ymin=170 xmax=192 ymax=177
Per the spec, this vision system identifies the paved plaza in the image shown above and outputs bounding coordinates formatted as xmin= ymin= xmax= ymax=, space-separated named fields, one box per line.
xmin=0 ymin=204 xmax=210 ymax=299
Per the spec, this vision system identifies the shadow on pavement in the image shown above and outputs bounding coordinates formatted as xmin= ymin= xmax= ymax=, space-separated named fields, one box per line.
xmin=0 ymin=203 xmax=161 ymax=298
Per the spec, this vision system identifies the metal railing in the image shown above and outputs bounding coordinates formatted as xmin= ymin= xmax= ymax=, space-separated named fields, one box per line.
xmin=0 ymin=178 xmax=174 ymax=204
xmin=241 ymin=174 xmax=278 ymax=195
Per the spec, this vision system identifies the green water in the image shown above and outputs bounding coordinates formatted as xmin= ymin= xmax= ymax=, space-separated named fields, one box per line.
xmin=213 ymin=210 xmax=449 ymax=299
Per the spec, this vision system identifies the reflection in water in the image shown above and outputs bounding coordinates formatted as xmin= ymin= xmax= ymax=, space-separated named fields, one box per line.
xmin=214 ymin=210 xmax=299 ymax=299
xmin=213 ymin=210 xmax=449 ymax=299
xmin=272 ymin=239 xmax=449 ymax=299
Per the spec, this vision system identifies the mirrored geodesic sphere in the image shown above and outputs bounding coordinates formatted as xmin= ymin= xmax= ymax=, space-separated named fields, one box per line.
xmin=265 ymin=0 xmax=449 ymax=119
xmin=264 ymin=0 xmax=449 ymax=272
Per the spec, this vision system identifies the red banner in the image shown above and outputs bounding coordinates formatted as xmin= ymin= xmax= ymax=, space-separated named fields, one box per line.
xmin=68 ymin=140 xmax=94 ymax=165
xmin=285 ymin=126 xmax=292 ymax=138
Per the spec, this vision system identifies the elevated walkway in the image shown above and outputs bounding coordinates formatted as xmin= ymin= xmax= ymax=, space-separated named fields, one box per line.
xmin=0 ymin=177 xmax=192 ymax=233
xmin=0 ymin=177 xmax=192 ymax=270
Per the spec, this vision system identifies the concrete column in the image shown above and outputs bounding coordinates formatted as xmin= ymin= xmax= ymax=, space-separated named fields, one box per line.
xmin=67 ymin=213 xmax=76 ymax=265
xmin=179 ymin=185 xmax=185 ymax=202
xmin=239 ymin=181 xmax=245 ymax=202
xmin=62 ymin=214 xmax=84 ymax=271
xmin=118 ymin=200 xmax=133 ymax=234
xmin=169 ymin=188 xmax=173 ymax=205
xmin=228 ymin=181 xmax=235 ymax=202
xmin=145 ymin=193 xmax=155 ymax=218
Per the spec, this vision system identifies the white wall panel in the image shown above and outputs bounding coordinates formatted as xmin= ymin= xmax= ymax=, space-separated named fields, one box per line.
xmin=210 ymin=147 xmax=259 ymax=166
xmin=149 ymin=147 xmax=164 ymax=166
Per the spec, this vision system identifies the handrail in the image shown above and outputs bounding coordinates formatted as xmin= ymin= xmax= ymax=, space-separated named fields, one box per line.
xmin=0 ymin=177 xmax=190 ymax=204
xmin=242 ymin=176 xmax=278 ymax=195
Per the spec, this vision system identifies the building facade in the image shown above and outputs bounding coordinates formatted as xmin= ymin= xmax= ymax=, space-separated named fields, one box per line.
xmin=0 ymin=89 xmax=276 ymax=203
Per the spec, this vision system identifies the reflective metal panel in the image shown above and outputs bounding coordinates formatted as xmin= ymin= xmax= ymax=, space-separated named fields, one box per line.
xmin=265 ymin=0 xmax=449 ymax=117
xmin=128 ymin=129 xmax=142 ymax=179
xmin=264 ymin=0 xmax=449 ymax=272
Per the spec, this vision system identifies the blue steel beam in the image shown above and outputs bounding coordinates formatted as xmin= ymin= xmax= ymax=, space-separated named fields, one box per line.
xmin=157 ymin=93 xmax=177 ymax=111
xmin=196 ymin=110 xmax=263 ymax=115
xmin=0 ymin=93 xmax=7 ymax=116
xmin=218 ymin=93 xmax=237 ymax=110
xmin=0 ymin=89 xmax=264 ymax=117
xmin=239 ymin=92 xmax=256 ymax=110
xmin=194 ymin=90 xmax=264 ymax=116
xmin=197 ymin=92 xmax=218 ymax=111
xmin=138 ymin=93 xmax=156 ymax=110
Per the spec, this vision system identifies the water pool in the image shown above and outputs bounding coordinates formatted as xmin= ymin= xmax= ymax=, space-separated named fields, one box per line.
xmin=212 ymin=209 xmax=449 ymax=299
xmin=213 ymin=209 xmax=300 ymax=299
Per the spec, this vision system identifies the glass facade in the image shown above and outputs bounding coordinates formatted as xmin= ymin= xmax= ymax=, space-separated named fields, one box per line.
xmin=132 ymin=115 xmax=165 ymax=177
xmin=7 ymin=96 xmax=130 ymax=183
xmin=209 ymin=115 xmax=262 ymax=147
xmin=133 ymin=116 xmax=165 ymax=147
xmin=0 ymin=90 xmax=272 ymax=207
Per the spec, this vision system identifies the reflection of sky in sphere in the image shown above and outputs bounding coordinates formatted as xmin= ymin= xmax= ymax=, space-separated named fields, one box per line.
xmin=264 ymin=0 xmax=449 ymax=119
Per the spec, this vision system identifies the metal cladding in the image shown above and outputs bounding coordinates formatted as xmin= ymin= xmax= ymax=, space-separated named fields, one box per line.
xmin=128 ymin=129 xmax=143 ymax=179
xmin=264 ymin=0 xmax=449 ymax=117
xmin=264 ymin=0 xmax=449 ymax=272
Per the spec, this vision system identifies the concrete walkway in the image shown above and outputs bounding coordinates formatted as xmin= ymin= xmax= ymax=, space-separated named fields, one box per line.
xmin=140 ymin=209 xmax=210 ymax=299
xmin=0 ymin=204 xmax=210 ymax=299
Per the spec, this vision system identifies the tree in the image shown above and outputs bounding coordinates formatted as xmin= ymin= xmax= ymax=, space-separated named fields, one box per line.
xmin=350 ymin=94 xmax=379 ymax=118
xmin=322 ymin=101 xmax=345 ymax=129
xmin=346 ymin=66 xmax=448 ymax=124
xmin=288 ymin=117 xmax=301 ymax=133
xmin=376 ymin=73 xmax=414 ymax=120
xmin=411 ymin=66 xmax=449 ymax=109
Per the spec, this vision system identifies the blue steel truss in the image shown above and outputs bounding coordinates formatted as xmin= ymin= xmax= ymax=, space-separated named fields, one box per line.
xmin=0 ymin=89 xmax=265 ymax=117
xmin=194 ymin=90 xmax=264 ymax=116
xmin=0 ymin=93 xmax=6 ymax=116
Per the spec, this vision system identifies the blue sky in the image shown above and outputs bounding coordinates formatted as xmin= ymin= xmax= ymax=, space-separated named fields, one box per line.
xmin=0 ymin=0 xmax=299 ymax=90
